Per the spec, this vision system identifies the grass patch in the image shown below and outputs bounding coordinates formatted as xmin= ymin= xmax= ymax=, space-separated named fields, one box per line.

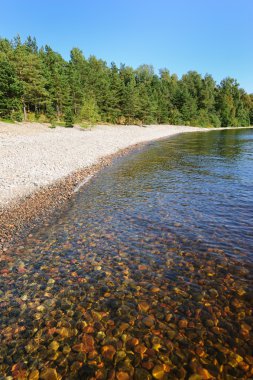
xmin=0 ymin=118 xmax=14 ymax=124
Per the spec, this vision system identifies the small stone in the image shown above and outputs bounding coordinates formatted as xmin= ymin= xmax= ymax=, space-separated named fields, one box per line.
xmin=127 ymin=337 xmax=139 ymax=347
xmin=138 ymin=265 xmax=148 ymax=270
xmin=72 ymin=343 xmax=86 ymax=352
xmin=167 ymin=329 xmax=176 ymax=340
xmin=142 ymin=361 xmax=154 ymax=370
xmin=134 ymin=368 xmax=151 ymax=380
xmin=152 ymin=364 xmax=165 ymax=379
xmin=70 ymin=362 xmax=83 ymax=372
xmin=40 ymin=368 xmax=60 ymax=380
xmin=231 ymin=298 xmax=243 ymax=308
xmin=101 ymin=345 xmax=116 ymax=360
xmin=245 ymin=355 xmax=253 ymax=365
xmin=82 ymin=333 xmax=95 ymax=352
xmin=241 ymin=323 xmax=251 ymax=335
xmin=165 ymin=313 xmax=172 ymax=322
xmin=143 ymin=316 xmax=155 ymax=327
xmin=29 ymin=370 xmax=39 ymax=380
xmin=238 ymin=361 xmax=250 ymax=372
xmin=197 ymin=368 xmax=213 ymax=379
xmin=178 ymin=319 xmax=188 ymax=329
xmin=96 ymin=331 xmax=106 ymax=341
xmin=119 ymin=323 xmax=129 ymax=332
xmin=37 ymin=305 xmax=45 ymax=312
xmin=116 ymin=371 xmax=130 ymax=380
xmin=34 ymin=313 xmax=42 ymax=320
xmin=134 ymin=344 xmax=147 ymax=358
xmin=209 ymin=289 xmax=219 ymax=298
xmin=49 ymin=341 xmax=59 ymax=351
xmin=58 ymin=327 xmax=73 ymax=338
xmin=62 ymin=345 xmax=71 ymax=354
xmin=138 ymin=302 xmax=150 ymax=312
xmin=205 ymin=319 xmax=214 ymax=328
xmin=237 ymin=288 xmax=246 ymax=296
xmin=115 ymin=350 xmax=127 ymax=363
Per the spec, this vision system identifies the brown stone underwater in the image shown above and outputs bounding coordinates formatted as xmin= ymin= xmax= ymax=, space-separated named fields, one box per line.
xmin=1 ymin=129 xmax=253 ymax=379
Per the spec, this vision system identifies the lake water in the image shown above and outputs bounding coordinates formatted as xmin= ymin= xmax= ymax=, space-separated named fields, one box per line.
xmin=1 ymin=128 xmax=253 ymax=379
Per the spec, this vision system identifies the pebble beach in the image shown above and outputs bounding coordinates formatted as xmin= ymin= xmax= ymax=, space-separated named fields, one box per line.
xmin=0 ymin=122 xmax=202 ymax=246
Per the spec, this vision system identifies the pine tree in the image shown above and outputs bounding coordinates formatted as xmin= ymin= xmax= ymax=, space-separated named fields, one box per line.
xmin=12 ymin=43 xmax=48 ymax=120
xmin=41 ymin=45 xmax=70 ymax=120
xmin=119 ymin=65 xmax=140 ymax=124
xmin=0 ymin=60 xmax=22 ymax=118
xmin=64 ymin=107 xmax=74 ymax=127
xmin=0 ymin=35 xmax=251 ymax=128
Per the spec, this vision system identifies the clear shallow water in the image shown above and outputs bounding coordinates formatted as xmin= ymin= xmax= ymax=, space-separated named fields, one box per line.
xmin=1 ymin=129 xmax=253 ymax=379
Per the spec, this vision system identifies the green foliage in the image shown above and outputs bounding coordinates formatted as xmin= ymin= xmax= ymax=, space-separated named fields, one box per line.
xmin=78 ymin=96 xmax=100 ymax=125
xmin=0 ymin=35 xmax=252 ymax=128
xmin=11 ymin=110 xmax=23 ymax=122
xmin=0 ymin=60 xmax=22 ymax=118
xmin=26 ymin=112 xmax=36 ymax=122
xmin=45 ymin=103 xmax=56 ymax=125
xmin=64 ymin=108 xmax=74 ymax=127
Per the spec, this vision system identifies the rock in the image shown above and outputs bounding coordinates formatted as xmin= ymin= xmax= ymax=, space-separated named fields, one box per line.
xmin=138 ymin=265 xmax=148 ymax=270
xmin=49 ymin=341 xmax=59 ymax=351
xmin=96 ymin=331 xmax=106 ymax=341
xmin=138 ymin=302 xmax=150 ymax=312
xmin=101 ymin=345 xmax=116 ymax=360
xmin=143 ymin=316 xmax=155 ymax=327
xmin=57 ymin=327 xmax=73 ymax=338
xmin=189 ymin=375 xmax=202 ymax=380
xmin=152 ymin=364 xmax=165 ymax=379
xmin=62 ymin=345 xmax=71 ymax=354
xmin=231 ymin=298 xmax=243 ymax=309
xmin=134 ymin=344 xmax=147 ymax=358
xmin=134 ymin=368 xmax=151 ymax=380
xmin=72 ymin=343 xmax=86 ymax=352
xmin=115 ymin=350 xmax=127 ymax=363
xmin=209 ymin=288 xmax=218 ymax=298
xmin=127 ymin=337 xmax=139 ymax=347
xmin=29 ymin=370 xmax=39 ymax=380
xmin=178 ymin=319 xmax=188 ymax=329
xmin=197 ymin=368 xmax=213 ymax=379
xmin=36 ymin=305 xmax=45 ymax=312
xmin=40 ymin=368 xmax=61 ymax=380
xmin=82 ymin=333 xmax=95 ymax=352
xmin=116 ymin=371 xmax=130 ymax=380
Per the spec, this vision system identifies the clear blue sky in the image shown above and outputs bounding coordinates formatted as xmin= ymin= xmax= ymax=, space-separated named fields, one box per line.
xmin=1 ymin=0 xmax=252 ymax=92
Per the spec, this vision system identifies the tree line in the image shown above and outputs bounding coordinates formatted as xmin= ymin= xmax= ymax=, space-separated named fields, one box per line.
xmin=0 ymin=35 xmax=252 ymax=127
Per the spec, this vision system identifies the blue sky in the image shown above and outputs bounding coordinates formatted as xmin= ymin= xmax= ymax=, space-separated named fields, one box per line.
xmin=1 ymin=0 xmax=252 ymax=92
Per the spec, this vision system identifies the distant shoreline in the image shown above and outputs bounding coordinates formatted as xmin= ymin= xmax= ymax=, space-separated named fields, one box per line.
xmin=0 ymin=122 xmax=251 ymax=250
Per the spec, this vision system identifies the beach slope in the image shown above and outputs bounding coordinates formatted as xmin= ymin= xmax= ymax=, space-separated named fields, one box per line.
xmin=0 ymin=122 xmax=202 ymax=245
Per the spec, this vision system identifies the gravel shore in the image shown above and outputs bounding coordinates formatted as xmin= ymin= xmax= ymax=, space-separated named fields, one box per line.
xmin=0 ymin=122 xmax=202 ymax=247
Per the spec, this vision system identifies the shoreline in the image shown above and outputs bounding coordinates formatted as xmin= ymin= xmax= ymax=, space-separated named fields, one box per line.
xmin=0 ymin=142 xmax=146 ymax=251
xmin=0 ymin=123 xmax=250 ymax=251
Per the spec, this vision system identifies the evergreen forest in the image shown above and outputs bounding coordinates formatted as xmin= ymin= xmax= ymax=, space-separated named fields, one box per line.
xmin=0 ymin=35 xmax=252 ymax=128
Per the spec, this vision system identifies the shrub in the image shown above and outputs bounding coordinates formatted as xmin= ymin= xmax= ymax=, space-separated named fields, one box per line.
xmin=64 ymin=108 xmax=74 ymax=127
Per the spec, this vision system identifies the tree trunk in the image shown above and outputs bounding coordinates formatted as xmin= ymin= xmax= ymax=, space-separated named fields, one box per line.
xmin=57 ymin=104 xmax=60 ymax=121
xmin=23 ymin=102 xmax=27 ymax=121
